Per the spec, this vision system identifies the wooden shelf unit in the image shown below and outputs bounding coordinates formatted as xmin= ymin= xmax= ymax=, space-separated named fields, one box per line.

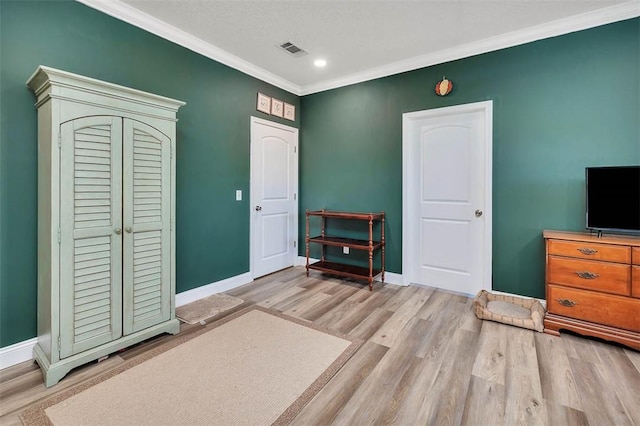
xmin=543 ymin=230 xmax=640 ymax=350
xmin=306 ymin=210 xmax=385 ymax=290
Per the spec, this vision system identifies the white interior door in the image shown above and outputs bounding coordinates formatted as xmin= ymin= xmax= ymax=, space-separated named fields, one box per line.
xmin=250 ymin=117 xmax=298 ymax=278
xmin=403 ymin=101 xmax=492 ymax=295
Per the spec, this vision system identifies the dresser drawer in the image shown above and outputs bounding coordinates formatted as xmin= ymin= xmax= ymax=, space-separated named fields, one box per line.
xmin=547 ymin=285 xmax=640 ymax=332
xmin=633 ymin=247 xmax=640 ymax=266
xmin=633 ymin=266 xmax=640 ymax=298
xmin=548 ymin=256 xmax=630 ymax=295
xmin=548 ymin=239 xmax=631 ymax=263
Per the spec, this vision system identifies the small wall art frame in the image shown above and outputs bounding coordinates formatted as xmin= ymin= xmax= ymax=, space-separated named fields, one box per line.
xmin=284 ymin=103 xmax=295 ymax=121
xmin=257 ymin=93 xmax=271 ymax=114
xmin=271 ymin=98 xmax=284 ymax=117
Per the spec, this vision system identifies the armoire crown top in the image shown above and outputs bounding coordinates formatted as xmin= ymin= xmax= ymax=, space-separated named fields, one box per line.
xmin=27 ymin=65 xmax=185 ymax=114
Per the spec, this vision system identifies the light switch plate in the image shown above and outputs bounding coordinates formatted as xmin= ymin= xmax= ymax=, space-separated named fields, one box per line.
xmin=236 ymin=190 xmax=242 ymax=201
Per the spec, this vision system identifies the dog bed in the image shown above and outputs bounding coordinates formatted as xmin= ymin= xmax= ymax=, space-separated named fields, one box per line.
xmin=474 ymin=290 xmax=545 ymax=332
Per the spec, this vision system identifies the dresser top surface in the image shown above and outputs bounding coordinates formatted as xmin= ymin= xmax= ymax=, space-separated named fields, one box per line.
xmin=543 ymin=230 xmax=640 ymax=247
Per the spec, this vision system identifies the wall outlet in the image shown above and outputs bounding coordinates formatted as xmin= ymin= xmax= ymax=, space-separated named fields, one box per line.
xmin=235 ymin=190 xmax=242 ymax=201
xmin=343 ymin=246 xmax=349 ymax=255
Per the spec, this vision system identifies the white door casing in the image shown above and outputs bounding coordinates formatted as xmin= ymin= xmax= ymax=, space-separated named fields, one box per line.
xmin=250 ymin=117 xmax=299 ymax=279
xmin=402 ymin=101 xmax=493 ymax=295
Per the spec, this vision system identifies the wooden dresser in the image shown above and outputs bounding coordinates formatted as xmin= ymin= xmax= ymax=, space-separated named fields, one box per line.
xmin=543 ymin=230 xmax=640 ymax=350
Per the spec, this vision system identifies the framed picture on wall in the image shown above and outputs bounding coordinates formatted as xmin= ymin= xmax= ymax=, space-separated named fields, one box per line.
xmin=271 ymin=98 xmax=284 ymax=117
xmin=257 ymin=93 xmax=271 ymax=114
xmin=284 ymin=103 xmax=295 ymax=121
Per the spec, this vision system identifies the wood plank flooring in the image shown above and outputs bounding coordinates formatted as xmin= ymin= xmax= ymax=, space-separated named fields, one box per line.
xmin=1 ymin=266 xmax=639 ymax=425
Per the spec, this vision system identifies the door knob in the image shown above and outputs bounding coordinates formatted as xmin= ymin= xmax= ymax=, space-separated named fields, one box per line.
xmin=114 ymin=228 xmax=122 ymax=235
xmin=475 ymin=210 xmax=483 ymax=217
xmin=255 ymin=206 xmax=262 ymax=211
xmin=125 ymin=227 xmax=132 ymax=233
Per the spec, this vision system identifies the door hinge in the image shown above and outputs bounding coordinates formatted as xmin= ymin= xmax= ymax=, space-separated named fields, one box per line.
xmin=57 ymin=228 xmax=61 ymax=244
xmin=294 ymin=146 xmax=297 ymax=154
xmin=57 ymin=133 xmax=61 ymax=149
xmin=170 ymin=144 xmax=173 ymax=159
xmin=57 ymin=335 xmax=61 ymax=352
xmin=294 ymin=193 xmax=297 ymax=201
xmin=293 ymin=241 xmax=297 ymax=248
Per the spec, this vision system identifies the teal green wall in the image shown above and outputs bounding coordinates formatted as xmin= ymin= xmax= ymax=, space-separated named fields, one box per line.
xmin=0 ymin=1 xmax=299 ymax=347
xmin=300 ymin=18 xmax=640 ymax=298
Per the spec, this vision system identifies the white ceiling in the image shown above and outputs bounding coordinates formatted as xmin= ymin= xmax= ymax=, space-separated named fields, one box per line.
xmin=81 ymin=0 xmax=639 ymax=95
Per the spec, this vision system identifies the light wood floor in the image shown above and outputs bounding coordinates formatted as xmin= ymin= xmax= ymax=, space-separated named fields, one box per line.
xmin=1 ymin=266 xmax=639 ymax=425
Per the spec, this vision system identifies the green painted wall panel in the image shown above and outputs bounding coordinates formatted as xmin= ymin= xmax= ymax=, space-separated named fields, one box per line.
xmin=300 ymin=18 xmax=639 ymax=298
xmin=0 ymin=1 xmax=299 ymax=347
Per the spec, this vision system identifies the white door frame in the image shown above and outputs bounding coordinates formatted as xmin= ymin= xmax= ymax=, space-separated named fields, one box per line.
xmin=402 ymin=100 xmax=493 ymax=290
xmin=249 ymin=116 xmax=299 ymax=279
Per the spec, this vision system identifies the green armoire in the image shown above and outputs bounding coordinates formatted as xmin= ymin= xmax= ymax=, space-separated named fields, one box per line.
xmin=27 ymin=66 xmax=185 ymax=387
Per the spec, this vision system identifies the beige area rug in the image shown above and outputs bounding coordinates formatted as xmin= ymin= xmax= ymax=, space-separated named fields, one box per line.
xmin=176 ymin=293 xmax=244 ymax=324
xmin=21 ymin=306 xmax=362 ymax=426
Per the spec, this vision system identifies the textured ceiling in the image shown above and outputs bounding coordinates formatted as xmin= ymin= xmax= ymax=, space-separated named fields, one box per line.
xmin=100 ymin=0 xmax=636 ymax=94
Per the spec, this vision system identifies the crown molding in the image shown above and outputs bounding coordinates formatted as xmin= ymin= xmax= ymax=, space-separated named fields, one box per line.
xmin=76 ymin=0 xmax=303 ymax=95
xmin=77 ymin=0 xmax=638 ymax=97
xmin=300 ymin=0 xmax=640 ymax=95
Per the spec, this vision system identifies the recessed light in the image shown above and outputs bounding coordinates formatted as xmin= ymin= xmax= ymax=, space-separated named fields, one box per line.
xmin=314 ymin=59 xmax=327 ymax=68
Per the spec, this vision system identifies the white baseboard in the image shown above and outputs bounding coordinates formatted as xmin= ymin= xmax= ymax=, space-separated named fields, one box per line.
xmin=175 ymin=272 xmax=253 ymax=307
xmin=295 ymin=256 xmax=405 ymax=286
xmin=0 ymin=338 xmax=37 ymax=370
xmin=295 ymin=255 xmax=310 ymax=266
xmin=384 ymin=272 xmax=404 ymax=286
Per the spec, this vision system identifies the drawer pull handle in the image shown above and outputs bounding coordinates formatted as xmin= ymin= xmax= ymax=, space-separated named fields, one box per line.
xmin=577 ymin=247 xmax=598 ymax=255
xmin=576 ymin=271 xmax=599 ymax=279
xmin=557 ymin=299 xmax=577 ymax=307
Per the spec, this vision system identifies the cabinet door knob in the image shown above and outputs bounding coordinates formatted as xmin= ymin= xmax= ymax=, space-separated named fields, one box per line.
xmin=475 ymin=210 xmax=483 ymax=217
xmin=255 ymin=206 xmax=262 ymax=211
xmin=125 ymin=227 xmax=132 ymax=233
xmin=114 ymin=228 xmax=122 ymax=235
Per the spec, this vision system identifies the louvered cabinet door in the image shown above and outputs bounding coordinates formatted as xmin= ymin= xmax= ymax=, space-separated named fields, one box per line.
xmin=122 ymin=119 xmax=172 ymax=335
xmin=59 ymin=117 xmax=123 ymax=358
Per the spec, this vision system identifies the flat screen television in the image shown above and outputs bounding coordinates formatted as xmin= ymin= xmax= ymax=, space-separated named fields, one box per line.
xmin=586 ymin=165 xmax=640 ymax=235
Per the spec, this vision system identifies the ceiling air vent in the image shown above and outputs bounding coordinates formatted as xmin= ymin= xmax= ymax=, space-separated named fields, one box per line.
xmin=279 ymin=41 xmax=308 ymax=57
